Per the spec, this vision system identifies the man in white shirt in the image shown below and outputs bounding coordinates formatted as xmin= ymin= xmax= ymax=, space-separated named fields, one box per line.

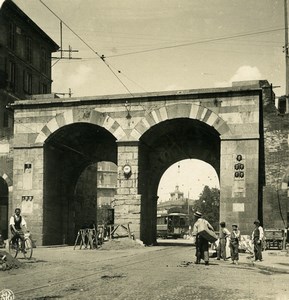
xmin=9 ymin=208 xmax=27 ymax=250
xmin=192 ymin=211 xmax=214 ymax=265
xmin=252 ymin=219 xmax=264 ymax=262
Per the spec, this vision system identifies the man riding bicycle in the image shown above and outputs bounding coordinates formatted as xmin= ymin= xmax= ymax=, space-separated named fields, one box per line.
xmin=9 ymin=208 xmax=27 ymax=251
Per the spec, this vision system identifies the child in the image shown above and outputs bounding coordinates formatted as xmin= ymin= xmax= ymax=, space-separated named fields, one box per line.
xmin=217 ymin=221 xmax=230 ymax=260
xmin=229 ymin=224 xmax=240 ymax=265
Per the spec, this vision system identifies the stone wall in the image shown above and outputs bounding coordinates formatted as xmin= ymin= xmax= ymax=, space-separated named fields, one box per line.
xmin=12 ymin=146 xmax=44 ymax=244
xmin=114 ymin=142 xmax=141 ymax=239
xmin=220 ymin=139 xmax=260 ymax=235
xmin=10 ymin=82 xmax=288 ymax=245
xmin=263 ymin=86 xmax=289 ymax=230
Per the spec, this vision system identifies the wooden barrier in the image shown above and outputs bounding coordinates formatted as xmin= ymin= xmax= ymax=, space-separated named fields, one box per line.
xmin=106 ymin=223 xmax=133 ymax=240
xmin=73 ymin=223 xmax=133 ymax=250
xmin=73 ymin=226 xmax=104 ymax=250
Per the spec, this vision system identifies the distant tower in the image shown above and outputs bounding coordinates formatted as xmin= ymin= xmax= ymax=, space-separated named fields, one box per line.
xmin=169 ymin=185 xmax=184 ymax=201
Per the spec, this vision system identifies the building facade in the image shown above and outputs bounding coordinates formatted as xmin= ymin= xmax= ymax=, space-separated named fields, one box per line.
xmin=0 ymin=0 xmax=59 ymax=101
xmin=0 ymin=0 xmax=59 ymax=239
xmin=9 ymin=79 xmax=288 ymax=246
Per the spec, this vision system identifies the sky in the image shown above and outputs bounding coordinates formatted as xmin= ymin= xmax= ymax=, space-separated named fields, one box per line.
xmin=10 ymin=0 xmax=286 ymax=98
xmin=157 ymin=159 xmax=219 ymax=202
xmin=5 ymin=0 xmax=286 ymax=200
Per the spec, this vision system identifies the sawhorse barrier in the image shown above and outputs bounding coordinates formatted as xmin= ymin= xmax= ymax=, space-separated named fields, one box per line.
xmin=106 ymin=223 xmax=133 ymax=240
xmin=73 ymin=223 xmax=133 ymax=250
xmin=73 ymin=226 xmax=104 ymax=250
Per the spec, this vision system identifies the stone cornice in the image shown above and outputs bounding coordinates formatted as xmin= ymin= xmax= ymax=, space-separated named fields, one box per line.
xmin=8 ymin=87 xmax=262 ymax=110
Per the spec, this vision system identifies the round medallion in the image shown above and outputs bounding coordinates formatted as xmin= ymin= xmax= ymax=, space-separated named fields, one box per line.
xmin=123 ymin=165 xmax=131 ymax=175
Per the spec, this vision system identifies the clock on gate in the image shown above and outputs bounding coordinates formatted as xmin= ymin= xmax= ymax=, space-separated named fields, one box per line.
xmin=123 ymin=164 xmax=132 ymax=178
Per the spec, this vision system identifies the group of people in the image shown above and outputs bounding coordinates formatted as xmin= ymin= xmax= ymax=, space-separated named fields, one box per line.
xmin=8 ymin=207 xmax=266 ymax=263
xmin=217 ymin=221 xmax=240 ymax=264
xmin=192 ymin=211 xmax=264 ymax=265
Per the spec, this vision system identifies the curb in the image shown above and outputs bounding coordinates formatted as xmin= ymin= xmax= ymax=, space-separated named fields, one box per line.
xmin=242 ymin=260 xmax=289 ymax=274
xmin=252 ymin=263 xmax=289 ymax=274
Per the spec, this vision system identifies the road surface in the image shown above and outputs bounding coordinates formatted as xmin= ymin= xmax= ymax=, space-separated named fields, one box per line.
xmin=1 ymin=240 xmax=288 ymax=299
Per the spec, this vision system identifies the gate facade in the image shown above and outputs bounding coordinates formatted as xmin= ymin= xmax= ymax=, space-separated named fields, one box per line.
xmin=10 ymin=80 xmax=287 ymax=245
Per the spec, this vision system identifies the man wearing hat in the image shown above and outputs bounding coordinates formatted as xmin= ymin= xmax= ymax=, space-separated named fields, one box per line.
xmin=192 ymin=211 xmax=215 ymax=265
xmin=217 ymin=221 xmax=230 ymax=261
xmin=252 ymin=219 xmax=264 ymax=262
xmin=229 ymin=224 xmax=241 ymax=265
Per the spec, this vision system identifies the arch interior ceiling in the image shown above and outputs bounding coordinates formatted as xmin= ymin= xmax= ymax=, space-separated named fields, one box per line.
xmin=139 ymin=118 xmax=220 ymax=193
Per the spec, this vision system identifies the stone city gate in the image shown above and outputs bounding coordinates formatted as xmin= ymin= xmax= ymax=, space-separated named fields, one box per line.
xmin=10 ymin=82 xmax=276 ymax=246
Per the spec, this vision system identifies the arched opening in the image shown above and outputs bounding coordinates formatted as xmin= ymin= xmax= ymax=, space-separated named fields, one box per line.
xmin=157 ymin=159 xmax=220 ymax=240
xmin=0 ymin=177 xmax=8 ymax=239
xmin=74 ymin=161 xmax=117 ymax=237
xmin=43 ymin=123 xmax=117 ymax=245
xmin=158 ymin=159 xmax=220 ymax=203
xmin=138 ymin=118 xmax=220 ymax=245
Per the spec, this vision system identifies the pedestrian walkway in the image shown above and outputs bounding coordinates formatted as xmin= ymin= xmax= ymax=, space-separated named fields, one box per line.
xmin=238 ymin=250 xmax=289 ymax=274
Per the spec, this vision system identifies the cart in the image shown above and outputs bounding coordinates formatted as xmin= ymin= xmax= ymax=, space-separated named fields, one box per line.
xmin=264 ymin=229 xmax=284 ymax=250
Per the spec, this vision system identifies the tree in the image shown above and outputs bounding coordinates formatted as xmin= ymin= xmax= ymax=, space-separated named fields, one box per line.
xmin=192 ymin=185 xmax=220 ymax=230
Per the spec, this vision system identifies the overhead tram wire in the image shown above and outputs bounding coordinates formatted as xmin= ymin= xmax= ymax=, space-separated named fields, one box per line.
xmin=100 ymin=56 xmax=134 ymax=95
xmin=58 ymin=26 xmax=284 ymax=62
xmin=107 ymin=62 xmax=148 ymax=93
xmin=39 ymin=0 xmax=284 ymax=91
xmin=39 ymin=0 xmax=135 ymax=96
xmin=119 ymin=71 xmax=148 ymax=93
xmin=106 ymin=27 xmax=285 ymax=58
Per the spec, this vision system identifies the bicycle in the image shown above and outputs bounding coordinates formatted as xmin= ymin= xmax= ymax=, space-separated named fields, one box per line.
xmin=9 ymin=232 xmax=33 ymax=259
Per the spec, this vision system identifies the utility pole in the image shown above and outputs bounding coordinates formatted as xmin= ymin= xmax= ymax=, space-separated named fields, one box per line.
xmin=187 ymin=190 xmax=190 ymax=215
xmin=284 ymin=1 xmax=289 ymax=252
xmin=52 ymin=21 xmax=80 ymax=61
xmin=284 ymin=0 xmax=289 ymax=112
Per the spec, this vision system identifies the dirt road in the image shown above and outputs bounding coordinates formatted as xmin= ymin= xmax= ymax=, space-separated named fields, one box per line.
xmin=1 ymin=240 xmax=289 ymax=299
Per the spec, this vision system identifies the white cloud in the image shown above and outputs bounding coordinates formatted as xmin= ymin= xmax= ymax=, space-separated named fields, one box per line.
xmin=230 ymin=65 xmax=262 ymax=82
xmin=214 ymin=65 xmax=262 ymax=88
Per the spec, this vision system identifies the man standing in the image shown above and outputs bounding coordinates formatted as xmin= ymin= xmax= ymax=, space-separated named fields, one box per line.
xmin=229 ymin=224 xmax=241 ymax=265
xmin=10 ymin=208 xmax=27 ymax=250
xmin=252 ymin=219 xmax=264 ymax=262
xmin=192 ymin=211 xmax=215 ymax=266
xmin=217 ymin=221 xmax=230 ymax=261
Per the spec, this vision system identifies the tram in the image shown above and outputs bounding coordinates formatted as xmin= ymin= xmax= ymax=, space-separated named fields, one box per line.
xmin=157 ymin=212 xmax=190 ymax=239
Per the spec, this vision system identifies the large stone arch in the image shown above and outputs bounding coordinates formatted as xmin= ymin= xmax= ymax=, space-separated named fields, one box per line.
xmin=129 ymin=103 xmax=230 ymax=140
xmin=0 ymin=173 xmax=13 ymax=191
xmin=34 ymin=103 xmax=229 ymax=144
xmin=35 ymin=109 xmax=126 ymax=144
xmin=136 ymin=116 xmax=221 ymax=244
xmin=10 ymin=83 xmax=273 ymax=245
xmin=42 ymin=122 xmax=118 ymax=245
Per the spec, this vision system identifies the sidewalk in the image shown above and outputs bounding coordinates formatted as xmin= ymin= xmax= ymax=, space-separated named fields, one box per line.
xmin=238 ymin=249 xmax=289 ymax=274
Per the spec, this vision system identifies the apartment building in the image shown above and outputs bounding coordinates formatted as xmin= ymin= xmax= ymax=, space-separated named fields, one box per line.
xmin=0 ymin=0 xmax=59 ymax=238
